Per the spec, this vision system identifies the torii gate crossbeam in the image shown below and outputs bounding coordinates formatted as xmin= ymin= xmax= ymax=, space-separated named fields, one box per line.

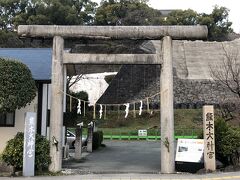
xmin=18 ymin=25 xmax=208 ymax=174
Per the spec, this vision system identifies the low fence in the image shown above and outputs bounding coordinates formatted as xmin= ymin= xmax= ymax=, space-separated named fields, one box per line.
xmin=99 ymin=128 xmax=202 ymax=140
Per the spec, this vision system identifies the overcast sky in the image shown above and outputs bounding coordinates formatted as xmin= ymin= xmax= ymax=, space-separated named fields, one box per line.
xmin=93 ymin=0 xmax=239 ymax=33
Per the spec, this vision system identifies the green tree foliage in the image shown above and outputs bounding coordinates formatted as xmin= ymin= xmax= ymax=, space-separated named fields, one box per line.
xmin=96 ymin=2 xmax=233 ymax=41
xmin=160 ymin=9 xmax=198 ymax=25
xmin=0 ymin=58 xmax=37 ymax=113
xmin=0 ymin=0 xmax=28 ymax=29
xmin=0 ymin=30 xmax=24 ymax=47
xmin=1 ymin=132 xmax=51 ymax=171
xmin=95 ymin=0 xmax=162 ymax=25
xmin=0 ymin=0 xmax=97 ymax=30
xmin=198 ymin=6 xmax=233 ymax=41
xmin=215 ymin=118 xmax=240 ymax=165
xmin=0 ymin=0 xmax=233 ymax=43
xmin=162 ymin=6 xmax=233 ymax=41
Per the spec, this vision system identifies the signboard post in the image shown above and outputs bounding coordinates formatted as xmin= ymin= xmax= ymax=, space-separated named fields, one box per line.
xmin=23 ymin=112 xmax=36 ymax=177
xmin=203 ymin=105 xmax=216 ymax=172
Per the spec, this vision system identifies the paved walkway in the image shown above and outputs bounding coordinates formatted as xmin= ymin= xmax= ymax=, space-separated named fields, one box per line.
xmin=63 ymin=140 xmax=161 ymax=173
xmin=2 ymin=140 xmax=240 ymax=179
xmin=1 ymin=172 xmax=240 ymax=180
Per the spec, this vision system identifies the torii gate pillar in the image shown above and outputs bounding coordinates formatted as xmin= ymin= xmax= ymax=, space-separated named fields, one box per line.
xmin=160 ymin=36 xmax=175 ymax=173
xmin=49 ymin=36 xmax=64 ymax=172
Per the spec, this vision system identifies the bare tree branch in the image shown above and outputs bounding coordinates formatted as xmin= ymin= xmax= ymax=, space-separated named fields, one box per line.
xmin=67 ymin=74 xmax=83 ymax=93
xmin=210 ymin=43 xmax=240 ymax=98
xmin=209 ymin=43 xmax=240 ymax=121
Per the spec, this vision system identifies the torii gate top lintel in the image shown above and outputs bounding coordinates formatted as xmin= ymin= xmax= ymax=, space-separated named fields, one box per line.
xmin=18 ymin=25 xmax=208 ymax=40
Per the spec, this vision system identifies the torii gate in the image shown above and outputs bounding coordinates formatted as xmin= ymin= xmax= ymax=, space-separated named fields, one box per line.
xmin=18 ymin=25 xmax=208 ymax=173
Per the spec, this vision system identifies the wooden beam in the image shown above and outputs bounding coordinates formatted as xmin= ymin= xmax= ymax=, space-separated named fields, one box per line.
xmin=18 ymin=25 xmax=208 ymax=40
xmin=63 ymin=52 xmax=161 ymax=64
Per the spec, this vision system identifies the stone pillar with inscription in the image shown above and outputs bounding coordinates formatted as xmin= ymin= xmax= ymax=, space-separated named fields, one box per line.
xmin=23 ymin=112 xmax=36 ymax=177
xmin=203 ymin=105 xmax=216 ymax=172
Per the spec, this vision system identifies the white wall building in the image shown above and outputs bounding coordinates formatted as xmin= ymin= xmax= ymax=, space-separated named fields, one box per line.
xmin=0 ymin=48 xmax=116 ymax=152
xmin=0 ymin=49 xmax=52 ymax=152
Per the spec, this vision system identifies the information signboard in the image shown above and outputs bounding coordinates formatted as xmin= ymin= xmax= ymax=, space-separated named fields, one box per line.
xmin=138 ymin=129 xmax=147 ymax=136
xmin=175 ymin=139 xmax=204 ymax=163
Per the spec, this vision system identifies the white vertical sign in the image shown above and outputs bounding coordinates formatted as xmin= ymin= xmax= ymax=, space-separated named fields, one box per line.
xmin=23 ymin=112 xmax=36 ymax=177
xmin=203 ymin=105 xmax=216 ymax=171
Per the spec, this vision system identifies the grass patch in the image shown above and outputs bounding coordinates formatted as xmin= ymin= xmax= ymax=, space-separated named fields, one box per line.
xmin=68 ymin=108 xmax=204 ymax=138
xmin=98 ymin=108 xmax=202 ymax=129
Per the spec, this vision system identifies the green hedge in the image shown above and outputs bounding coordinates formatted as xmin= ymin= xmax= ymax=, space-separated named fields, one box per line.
xmin=1 ymin=132 xmax=51 ymax=171
xmin=93 ymin=131 xmax=103 ymax=150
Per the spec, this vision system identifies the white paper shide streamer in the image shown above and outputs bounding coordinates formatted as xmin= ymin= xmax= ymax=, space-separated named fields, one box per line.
xmin=124 ymin=103 xmax=130 ymax=118
xmin=139 ymin=100 xmax=143 ymax=115
xmin=77 ymin=99 xmax=81 ymax=114
xmin=99 ymin=104 xmax=103 ymax=119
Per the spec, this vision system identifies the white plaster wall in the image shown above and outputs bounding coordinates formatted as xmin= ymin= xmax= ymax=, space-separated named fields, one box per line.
xmin=0 ymin=94 xmax=38 ymax=153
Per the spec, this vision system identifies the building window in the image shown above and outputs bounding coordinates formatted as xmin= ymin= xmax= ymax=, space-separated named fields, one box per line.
xmin=0 ymin=112 xmax=15 ymax=127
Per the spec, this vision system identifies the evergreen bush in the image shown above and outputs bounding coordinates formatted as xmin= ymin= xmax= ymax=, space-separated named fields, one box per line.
xmin=1 ymin=132 xmax=51 ymax=171
xmin=93 ymin=131 xmax=103 ymax=150
xmin=215 ymin=118 xmax=240 ymax=165
xmin=0 ymin=58 xmax=36 ymax=113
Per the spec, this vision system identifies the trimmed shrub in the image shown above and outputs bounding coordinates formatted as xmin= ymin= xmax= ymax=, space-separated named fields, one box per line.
xmin=1 ymin=132 xmax=51 ymax=171
xmin=0 ymin=58 xmax=36 ymax=113
xmin=93 ymin=131 xmax=103 ymax=150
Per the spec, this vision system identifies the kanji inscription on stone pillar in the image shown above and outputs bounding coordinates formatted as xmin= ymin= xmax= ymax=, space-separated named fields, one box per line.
xmin=23 ymin=112 xmax=36 ymax=177
xmin=203 ymin=105 xmax=216 ymax=172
